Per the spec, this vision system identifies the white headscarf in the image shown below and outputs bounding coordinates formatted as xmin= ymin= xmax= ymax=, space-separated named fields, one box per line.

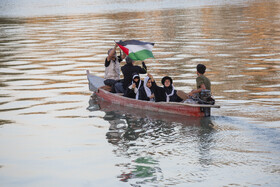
xmin=131 ymin=74 xmax=142 ymax=92
xmin=131 ymin=74 xmax=142 ymax=100
xmin=142 ymin=76 xmax=154 ymax=101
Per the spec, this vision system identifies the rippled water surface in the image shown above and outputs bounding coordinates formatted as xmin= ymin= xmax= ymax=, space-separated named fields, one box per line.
xmin=1 ymin=0 xmax=280 ymax=186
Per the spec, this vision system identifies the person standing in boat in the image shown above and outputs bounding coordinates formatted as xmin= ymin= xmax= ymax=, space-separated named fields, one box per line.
xmin=138 ymin=76 xmax=155 ymax=101
xmin=121 ymin=56 xmax=147 ymax=93
xmin=147 ymin=74 xmax=182 ymax=102
xmin=124 ymin=73 xmax=143 ymax=99
xmin=104 ymin=43 xmax=126 ymax=92
xmin=188 ymin=64 xmax=211 ymax=97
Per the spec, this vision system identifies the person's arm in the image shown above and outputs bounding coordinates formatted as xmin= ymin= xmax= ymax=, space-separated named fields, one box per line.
xmin=128 ymin=83 xmax=136 ymax=93
xmin=118 ymin=53 xmax=126 ymax=62
xmin=142 ymin=61 xmax=147 ymax=71
xmin=106 ymin=43 xmax=118 ymax=62
xmin=188 ymin=76 xmax=206 ymax=96
xmin=148 ymin=74 xmax=162 ymax=90
xmin=188 ymin=84 xmax=206 ymax=96
xmin=147 ymin=73 xmax=154 ymax=82
xmin=105 ymin=58 xmax=110 ymax=67
xmin=138 ymin=62 xmax=147 ymax=74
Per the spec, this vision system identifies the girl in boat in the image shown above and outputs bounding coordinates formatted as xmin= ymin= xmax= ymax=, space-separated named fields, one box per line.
xmin=147 ymin=74 xmax=183 ymax=102
xmin=138 ymin=76 xmax=155 ymax=101
xmin=124 ymin=73 xmax=143 ymax=99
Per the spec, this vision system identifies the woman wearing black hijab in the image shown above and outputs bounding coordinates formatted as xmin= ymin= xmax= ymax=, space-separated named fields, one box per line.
xmin=148 ymin=74 xmax=182 ymax=102
xmin=161 ymin=76 xmax=182 ymax=102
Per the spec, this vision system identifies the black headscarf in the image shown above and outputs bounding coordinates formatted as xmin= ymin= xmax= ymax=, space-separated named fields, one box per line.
xmin=161 ymin=76 xmax=174 ymax=95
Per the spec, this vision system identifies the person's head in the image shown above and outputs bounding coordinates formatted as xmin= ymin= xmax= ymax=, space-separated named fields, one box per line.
xmin=144 ymin=76 xmax=152 ymax=88
xmin=197 ymin=64 xmax=206 ymax=75
xmin=146 ymin=78 xmax=152 ymax=88
xmin=132 ymin=73 xmax=140 ymax=83
xmin=108 ymin=48 xmax=116 ymax=59
xmin=161 ymin=76 xmax=173 ymax=88
xmin=125 ymin=56 xmax=134 ymax=64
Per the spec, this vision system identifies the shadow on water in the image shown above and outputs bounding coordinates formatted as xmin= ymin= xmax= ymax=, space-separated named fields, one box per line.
xmin=87 ymin=94 xmax=217 ymax=184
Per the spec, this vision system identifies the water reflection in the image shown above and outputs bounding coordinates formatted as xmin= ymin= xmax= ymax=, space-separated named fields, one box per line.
xmin=117 ymin=157 xmax=162 ymax=183
xmin=88 ymin=94 xmax=215 ymax=142
xmin=88 ymin=95 xmax=216 ymax=184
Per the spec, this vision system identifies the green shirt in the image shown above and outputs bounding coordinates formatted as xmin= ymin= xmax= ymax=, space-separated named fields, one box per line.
xmin=196 ymin=75 xmax=211 ymax=90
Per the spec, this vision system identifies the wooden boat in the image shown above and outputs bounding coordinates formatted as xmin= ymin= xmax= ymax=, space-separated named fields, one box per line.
xmin=89 ymin=95 xmax=215 ymax=126
xmin=87 ymin=70 xmax=220 ymax=117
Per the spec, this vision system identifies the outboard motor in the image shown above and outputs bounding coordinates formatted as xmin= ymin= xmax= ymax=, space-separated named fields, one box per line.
xmin=198 ymin=90 xmax=215 ymax=105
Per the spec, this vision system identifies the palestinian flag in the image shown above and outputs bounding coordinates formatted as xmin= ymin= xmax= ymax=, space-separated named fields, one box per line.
xmin=116 ymin=40 xmax=155 ymax=61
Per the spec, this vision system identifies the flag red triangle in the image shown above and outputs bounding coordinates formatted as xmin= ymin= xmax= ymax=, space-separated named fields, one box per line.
xmin=116 ymin=43 xmax=129 ymax=55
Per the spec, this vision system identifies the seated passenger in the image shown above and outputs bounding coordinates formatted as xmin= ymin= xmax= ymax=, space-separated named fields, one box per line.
xmin=138 ymin=76 xmax=155 ymax=101
xmin=124 ymin=73 xmax=143 ymax=99
xmin=147 ymin=74 xmax=182 ymax=102
xmin=161 ymin=76 xmax=183 ymax=102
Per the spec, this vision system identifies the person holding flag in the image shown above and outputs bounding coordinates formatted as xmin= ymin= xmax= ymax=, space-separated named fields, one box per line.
xmin=104 ymin=43 xmax=126 ymax=93
xmin=116 ymin=40 xmax=155 ymax=93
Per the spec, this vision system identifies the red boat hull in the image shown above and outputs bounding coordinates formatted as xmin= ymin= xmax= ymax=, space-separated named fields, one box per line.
xmin=96 ymin=88 xmax=206 ymax=117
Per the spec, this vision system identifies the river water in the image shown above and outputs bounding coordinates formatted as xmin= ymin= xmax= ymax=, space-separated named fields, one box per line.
xmin=0 ymin=0 xmax=280 ymax=186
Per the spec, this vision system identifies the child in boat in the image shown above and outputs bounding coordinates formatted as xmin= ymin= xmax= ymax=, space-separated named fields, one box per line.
xmin=138 ymin=76 xmax=155 ymax=101
xmin=147 ymin=74 xmax=182 ymax=102
xmin=188 ymin=64 xmax=211 ymax=97
xmin=124 ymin=73 xmax=143 ymax=99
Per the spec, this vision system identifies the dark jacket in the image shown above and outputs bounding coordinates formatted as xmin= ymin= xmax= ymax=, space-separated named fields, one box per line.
xmin=121 ymin=63 xmax=147 ymax=90
xmin=138 ymin=86 xmax=154 ymax=101
xmin=152 ymin=82 xmax=182 ymax=102
xmin=124 ymin=80 xmax=144 ymax=99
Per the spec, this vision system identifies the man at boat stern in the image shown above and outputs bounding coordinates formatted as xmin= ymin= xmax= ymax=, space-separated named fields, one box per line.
xmin=104 ymin=43 xmax=126 ymax=92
